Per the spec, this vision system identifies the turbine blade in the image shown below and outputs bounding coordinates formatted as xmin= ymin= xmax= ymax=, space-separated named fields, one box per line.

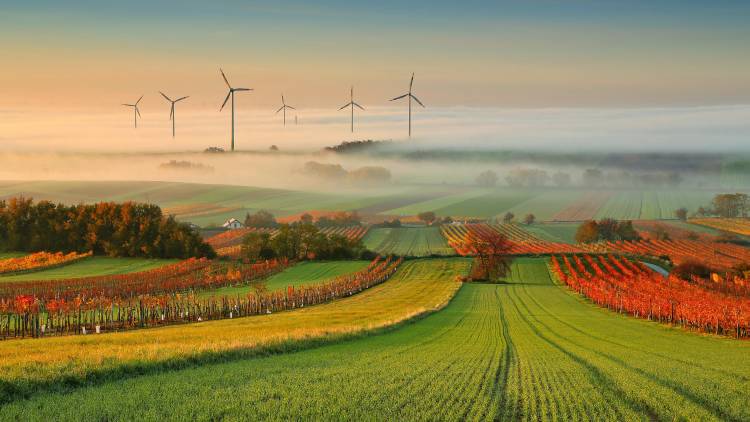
xmin=136 ymin=107 xmax=141 ymax=117
xmin=410 ymin=94 xmax=425 ymax=107
xmin=390 ymin=93 xmax=408 ymax=101
xmin=122 ymin=104 xmax=133 ymax=107
xmin=338 ymin=103 xmax=351 ymax=110
xmin=220 ymin=91 xmax=231 ymax=111
xmin=136 ymin=95 xmax=144 ymax=105
xmin=159 ymin=91 xmax=172 ymax=102
xmin=353 ymin=102 xmax=365 ymax=111
xmin=220 ymin=68 xmax=231 ymax=88
xmin=409 ymin=73 xmax=414 ymax=90
xmin=276 ymin=105 xmax=284 ymax=114
xmin=234 ymin=88 xmax=252 ymax=91
xmin=286 ymin=105 xmax=296 ymax=110
xmin=175 ymin=96 xmax=189 ymax=102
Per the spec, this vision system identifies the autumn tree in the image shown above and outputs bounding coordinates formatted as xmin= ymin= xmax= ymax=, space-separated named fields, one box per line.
xmin=674 ymin=207 xmax=688 ymax=221
xmin=418 ymin=211 xmax=437 ymax=225
xmin=463 ymin=229 xmax=513 ymax=281
xmin=523 ymin=213 xmax=536 ymax=225
xmin=244 ymin=210 xmax=278 ymax=228
xmin=502 ymin=212 xmax=515 ymax=224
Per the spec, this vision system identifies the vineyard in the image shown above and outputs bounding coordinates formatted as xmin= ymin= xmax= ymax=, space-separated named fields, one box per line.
xmin=441 ymin=223 xmax=582 ymax=255
xmin=690 ymin=218 xmax=750 ymax=236
xmin=585 ymin=238 xmax=750 ymax=270
xmin=551 ymin=254 xmax=750 ymax=338
xmin=0 ymin=256 xmax=405 ymax=339
xmin=0 ymin=251 xmax=92 ymax=275
xmin=4 ymin=258 xmax=749 ymax=420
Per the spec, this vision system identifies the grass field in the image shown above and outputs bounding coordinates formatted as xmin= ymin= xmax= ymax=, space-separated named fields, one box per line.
xmin=523 ymin=222 xmax=581 ymax=244
xmin=4 ymin=258 xmax=748 ymax=420
xmin=0 ymin=257 xmax=177 ymax=282
xmin=0 ymin=259 xmax=470 ymax=400
xmin=363 ymin=227 xmax=454 ymax=256
xmin=198 ymin=260 xmax=370 ymax=298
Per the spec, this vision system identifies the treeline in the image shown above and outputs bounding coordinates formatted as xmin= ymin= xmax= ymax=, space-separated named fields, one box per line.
xmin=575 ymin=219 xmax=639 ymax=243
xmin=245 ymin=210 xmax=363 ymax=228
xmin=0 ymin=198 xmax=215 ymax=259
xmin=694 ymin=193 xmax=749 ymax=218
xmin=241 ymin=223 xmax=372 ymax=261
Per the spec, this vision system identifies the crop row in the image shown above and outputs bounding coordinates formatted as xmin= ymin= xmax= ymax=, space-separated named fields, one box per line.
xmin=0 ymin=251 xmax=92 ymax=275
xmin=441 ymin=223 xmax=583 ymax=255
xmin=208 ymin=226 xmax=369 ymax=257
xmin=0 ymin=256 xmax=400 ymax=339
xmin=551 ymin=254 xmax=750 ymax=338
xmin=583 ymin=238 xmax=750 ymax=270
xmin=690 ymin=218 xmax=750 ymax=236
xmin=0 ymin=258 xmax=285 ymax=301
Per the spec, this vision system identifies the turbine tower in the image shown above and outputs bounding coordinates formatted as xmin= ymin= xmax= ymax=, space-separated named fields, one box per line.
xmin=159 ymin=92 xmax=189 ymax=138
xmin=219 ymin=69 xmax=252 ymax=151
xmin=338 ymin=86 xmax=364 ymax=133
xmin=389 ymin=73 xmax=424 ymax=138
xmin=122 ymin=95 xmax=143 ymax=128
xmin=275 ymin=94 xmax=296 ymax=126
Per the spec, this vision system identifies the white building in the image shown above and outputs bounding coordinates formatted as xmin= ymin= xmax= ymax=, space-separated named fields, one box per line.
xmin=222 ymin=218 xmax=243 ymax=230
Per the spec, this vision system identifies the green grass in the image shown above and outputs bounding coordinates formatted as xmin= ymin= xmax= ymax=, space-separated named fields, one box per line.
xmin=363 ymin=227 xmax=454 ymax=257
xmin=0 ymin=257 xmax=177 ymax=282
xmin=0 ymin=252 xmax=26 ymax=260
xmin=4 ymin=257 xmax=748 ymax=420
xmin=198 ymin=260 xmax=370 ymax=298
xmin=432 ymin=189 xmax=536 ymax=218
xmin=523 ymin=222 xmax=581 ymax=244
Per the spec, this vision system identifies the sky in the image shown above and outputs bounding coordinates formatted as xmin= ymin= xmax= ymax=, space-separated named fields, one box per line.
xmin=0 ymin=0 xmax=749 ymax=152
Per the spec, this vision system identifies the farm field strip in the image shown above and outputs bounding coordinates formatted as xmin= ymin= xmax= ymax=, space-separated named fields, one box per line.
xmin=5 ymin=258 xmax=749 ymax=420
xmin=197 ymin=260 xmax=370 ymax=298
xmin=379 ymin=189 xmax=488 ymax=216
xmin=551 ymin=254 xmax=750 ymax=337
xmin=0 ymin=256 xmax=178 ymax=282
xmin=0 ymin=259 xmax=469 ymax=395
xmin=441 ymin=223 xmax=583 ymax=255
xmin=501 ymin=189 xmax=584 ymax=221
xmin=0 ymin=251 xmax=91 ymax=276
xmin=431 ymin=190 xmax=537 ymax=219
xmin=363 ymin=227 xmax=454 ymax=257
xmin=552 ymin=191 xmax=612 ymax=221
xmin=690 ymin=218 xmax=750 ymax=236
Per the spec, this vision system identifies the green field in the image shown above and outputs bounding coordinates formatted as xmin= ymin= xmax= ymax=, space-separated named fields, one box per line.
xmin=198 ymin=260 xmax=370 ymax=298
xmin=523 ymin=222 xmax=581 ymax=244
xmin=5 ymin=258 xmax=748 ymax=420
xmin=0 ymin=257 xmax=177 ymax=282
xmin=363 ymin=227 xmax=454 ymax=256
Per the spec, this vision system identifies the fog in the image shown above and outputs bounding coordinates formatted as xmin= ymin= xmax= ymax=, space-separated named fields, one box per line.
xmin=0 ymin=105 xmax=749 ymax=192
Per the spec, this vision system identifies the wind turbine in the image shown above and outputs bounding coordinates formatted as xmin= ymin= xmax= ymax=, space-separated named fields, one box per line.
xmin=338 ymin=86 xmax=364 ymax=133
xmin=159 ymin=92 xmax=189 ymax=138
xmin=275 ymin=94 xmax=295 ymax=126
xmin=390 ymin=73 xmax=424 ymax=138
xmin=219 ymin=69 xmax=252 ymax=151
xmin=122 ymin=95 xmax=143 ymax=128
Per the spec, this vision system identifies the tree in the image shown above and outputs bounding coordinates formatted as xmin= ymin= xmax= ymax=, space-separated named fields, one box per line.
xmin=712 ymin=193 xmax=749 ymax=218
xmin=523 ymin=214 xmax=535 ymax=225
xmin=417 ymin=211 xmax=437 ymax=225
xmin=652 ymin=223 xmax=671 ymax=241
xmin=671 ymin=261 xmax=714 ymax=280
xmin=463 ymin=229 xmax=512 ymax=281
xmin=575 ymin=220 xmax=600 ymax=243
xmin=475 ymin=170 xmax=498 ymax=188
xmin=299 ymin=213 xmax=314 ymax=224
xmin=244 ymin=210 xmax=278 ymax=228
xmin=502 ymin=212 xmax=515 ymax=224
xmin=240 ymin=232 xmax=276 ymax=261
xmin=674 ymin=207 xmax=688 ymax=221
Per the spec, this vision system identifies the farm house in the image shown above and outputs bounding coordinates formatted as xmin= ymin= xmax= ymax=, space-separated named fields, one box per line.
xmin=222 ymin=218 xmax=243 ymax=230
